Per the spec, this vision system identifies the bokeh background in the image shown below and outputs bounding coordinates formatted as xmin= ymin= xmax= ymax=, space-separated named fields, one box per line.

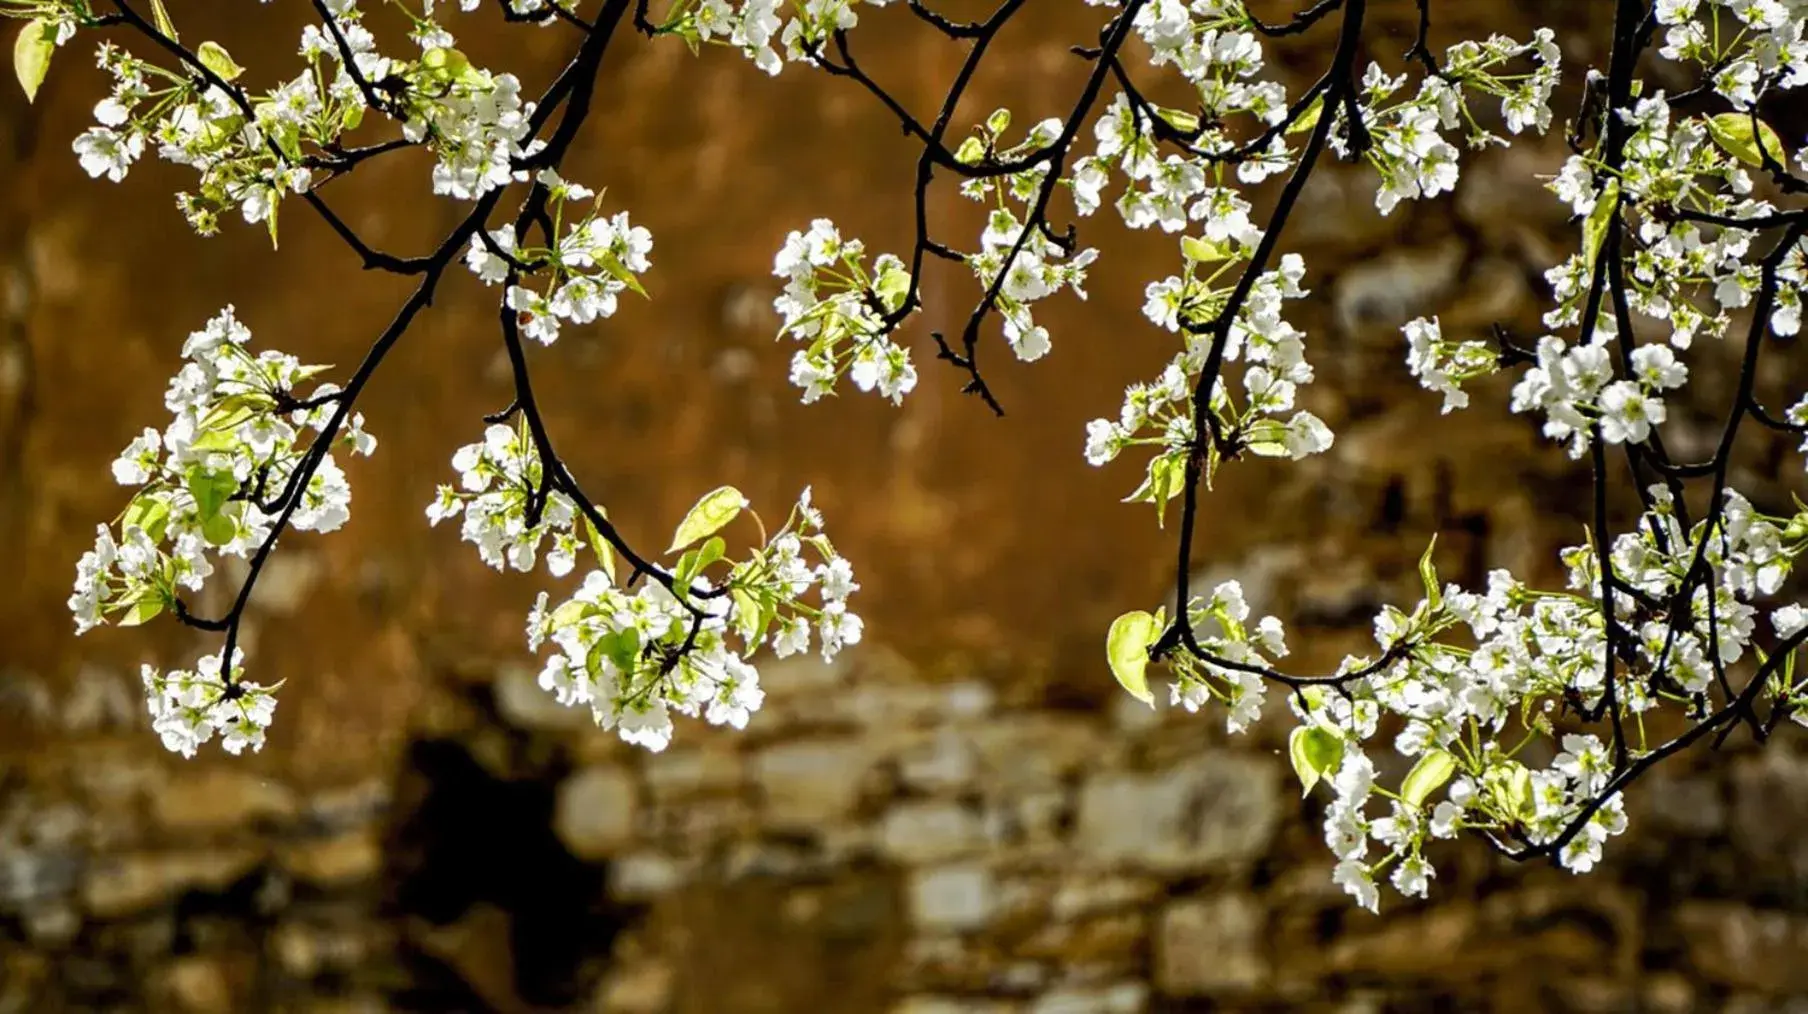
xmin=6 ymin=1 xmax=1808 ymax=1011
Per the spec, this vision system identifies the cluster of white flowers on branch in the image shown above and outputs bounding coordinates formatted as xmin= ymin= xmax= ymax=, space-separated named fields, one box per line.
xmin=14 ymin=0 xmax=1808 ymax=912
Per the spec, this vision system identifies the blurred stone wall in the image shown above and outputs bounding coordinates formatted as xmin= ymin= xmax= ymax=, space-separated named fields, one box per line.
xmin=4 ymin=2 xmax=1808 ymax=1012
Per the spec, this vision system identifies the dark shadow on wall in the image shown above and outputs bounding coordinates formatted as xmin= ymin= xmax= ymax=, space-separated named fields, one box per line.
xmin=382 ymin=714 xmax=639 ymax=1013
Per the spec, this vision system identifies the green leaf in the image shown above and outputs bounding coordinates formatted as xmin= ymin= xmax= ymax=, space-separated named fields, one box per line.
xmin=198 ymin=393 xmax=269 ymax=436
xmin=122 ymin=496 xmax=172 ymax=543
xmin=421 ymin=47 xmax=470 ymax=80
xmin=13 ymin=20 xmax=54 ymax=103
xmin=597 ymin=627 xmax=641 ymax=672
xmin=674 ymin=536 xmax=727 ymax=591
xmin=730 ymin=587 xmax=762 ymax=645
xmin=1582 ymin=178 xmax=1620 ymax=271
xmin=186 ymin=469 xmax=238 ymax=521
xmin=954 ymin=136 xmax=986 ymax=165
xmin=1242 ymin=419 xmax=1291 ymax=457
xmin=695 ymin=535 xmax=726 ymax=573
xmin=201 ymin=512 xmax=236 ymax=547
xmin=1287 ymin=93 xmax=1323 ymax=135
xmin=150 ymin=0 xmax=179 ymax=41
xmin=1289 ymin=724 xmax=1344 ymax=797
xmin=1106 ymin=610 xmax=1161 ymax=707
xmin=582 ymin=513 xmax=618 ymax=586
xmin=1506 ymin=762 xmax=1533 ymax=819
xmin=601 ymin=255 xmax=649 ymax=298
xmin=1707 ymin=111 xmax=1785 ymax=168
xmin=1418 ymin=534 xmax=1442 ymax=613
xmin=1401 ymin=749 xmax=1457 ymax=808
xmin=118 ymin=595 xmax=165 ymax=627
xmin=875 ymin=263 xmax=912 ymax=311
xmin=187 ymin=427 xmax=240 ymax=453
xmin=1122 ymin=455 xmax=1185 ymax=528
xmin=550 ymin=598 xmax=588 ymax=627
xmin=196 ymin=41 xmax=243 ymax=81
xmin=985 ymin=107 xmax=1011 ymax=134
xmin=1181 ymin=235 xmax=1233 ymax=264
xmin=668 ymin=485 xmax=747 ymax=553
xmin=1154 ymin=105 xmax=1199 ymax=134
xmin=673 ymin=547 xmax=700 ymax=591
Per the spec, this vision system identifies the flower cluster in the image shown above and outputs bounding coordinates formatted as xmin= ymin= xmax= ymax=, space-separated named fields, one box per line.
xmin=957 ymin=111 xmax=1101 ymax=363
xmin=141 ymin=649 xmax=280 ymax=758
xmin=76 ymin=38 xmax=321 ymax=239
xmin=465 ymin=171 xmax=654 ymax=345
xmin=426 ymin=420 xmax=583 ymax=574
xmin=70 ymin=307 xmax=375 ymax=638
xmin=1138 ymin=485 xmax=1806 ymax=912
xmin=1086 ymin=236 xmax=1327 ymax=524
xmin=1507 ymin=320 xmax=1691 ymax=456
xmin=772 ymin=218 xmax=919 ymax=404
xmin=1543 ymin=95 xmax=1769 ymax=349
xmin=1400 ymin=316 xmax=1499 ymax=414
xmin=1345 ymin=31 xmax=1560 ymax=215
xmin=397 ymin=45 xmax=540 ymax=200
xmin=525 ymin=487 xmax=861 ymax=750
xmin=1655 ymin=0 xmax=1808 ymax=106
xmin=1166 ymin=579 xmax=1289 ymax=733
xmin=65 ymin=0 xmax=558 ymax=238
xmin=659 ymin=0 xmax=897 ymax=76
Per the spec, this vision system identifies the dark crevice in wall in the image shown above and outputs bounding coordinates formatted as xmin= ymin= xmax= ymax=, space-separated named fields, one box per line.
xmin=381 ymin=700 xmax=640 ymax=1012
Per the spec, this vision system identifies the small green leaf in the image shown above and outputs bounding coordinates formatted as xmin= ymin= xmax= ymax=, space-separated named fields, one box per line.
xmin=188 ymin=428 xmax=240 ymax=453
xmin=201 ymin=512 xmax=236 ymax=547
xmin=149 ymin=0 xmax=179 ymax=41
xmin=1106 ymin=610 xmax=1161 ymax=707
xmin=668 ymin=485 xmax=747 ymax=553
xmin=1154 ymin=105 xmax=1199 ymax=134
xmin=1582 ymin=178 xmax=1620 ymax=271
xmin=1242 ymin=419 xmax=1291 ymax=457
xmin=196 ymin=41 xmax=243 ymax=81
xmin=13 ymin=20 xmax=55 ymax=103
xmin=1181 ymin=235 xmax=1233 ymax=264
xmin=186 ymin=469 xmax=238 ymax=521
xmin=673 ymin=547 xmax=701 ymax=591
xmin=985 ymin=107 xmax=1012 ymax=134
xmin=582 ymin=513 xmax=618 ymax=586
xmin=1505 ymin=762 xmax=1533 ymax=819
xmin=1123 ymin=455 xmax=1186 ymax=528
xmin=1286 ymin=93 xmax=1323 ymax=135
xmin=122 ymin=496 xmax=172 ymax=543
xmin=730 ymin=587 xmax=762 ymax=645
xmin=694 ymin=535 xmax=726 ymax=573
xmin=597 ymin=627 xmax=641 ymax=671
xmin=1418 ymin=534 xmax=1442 ymax=613
xmin=874 ymin=263 xmax=912 ymax=311
xmin=1289 ymin=724 xmax=1344 ymax=797
xmin=1707 ymin=111 xmax=1785 ymax=168
xmin=118 ymin=595 xmax=165 ymax=627
xmin=550 ymin=598 xmax=589 ymax=627
xmin=954 ymin=136 xmax=986 ymax=165
xmin=198 ymin=394 xmax=268 ymax=436
xmin=1401 ymin=749 xmax=1457 ymax=808
xmin=421 ymin=47 xmax=470 ymax=79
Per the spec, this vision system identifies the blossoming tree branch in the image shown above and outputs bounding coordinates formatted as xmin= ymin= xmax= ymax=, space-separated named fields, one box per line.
xmin=8 ymin=0 xmax=1808 ymax=913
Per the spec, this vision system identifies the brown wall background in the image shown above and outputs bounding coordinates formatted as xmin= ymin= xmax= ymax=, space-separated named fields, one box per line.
xmin=5 ymin=2 xmax=1808 ymax=1012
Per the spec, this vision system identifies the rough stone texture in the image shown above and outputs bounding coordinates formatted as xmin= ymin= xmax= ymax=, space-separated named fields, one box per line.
xmin=5 ymin=1 xmax=1808 ymax=1012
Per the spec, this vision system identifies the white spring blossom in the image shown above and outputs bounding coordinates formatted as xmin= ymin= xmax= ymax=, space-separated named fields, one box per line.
xmin=24 ymin=0 xmax=1808 ymax=915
